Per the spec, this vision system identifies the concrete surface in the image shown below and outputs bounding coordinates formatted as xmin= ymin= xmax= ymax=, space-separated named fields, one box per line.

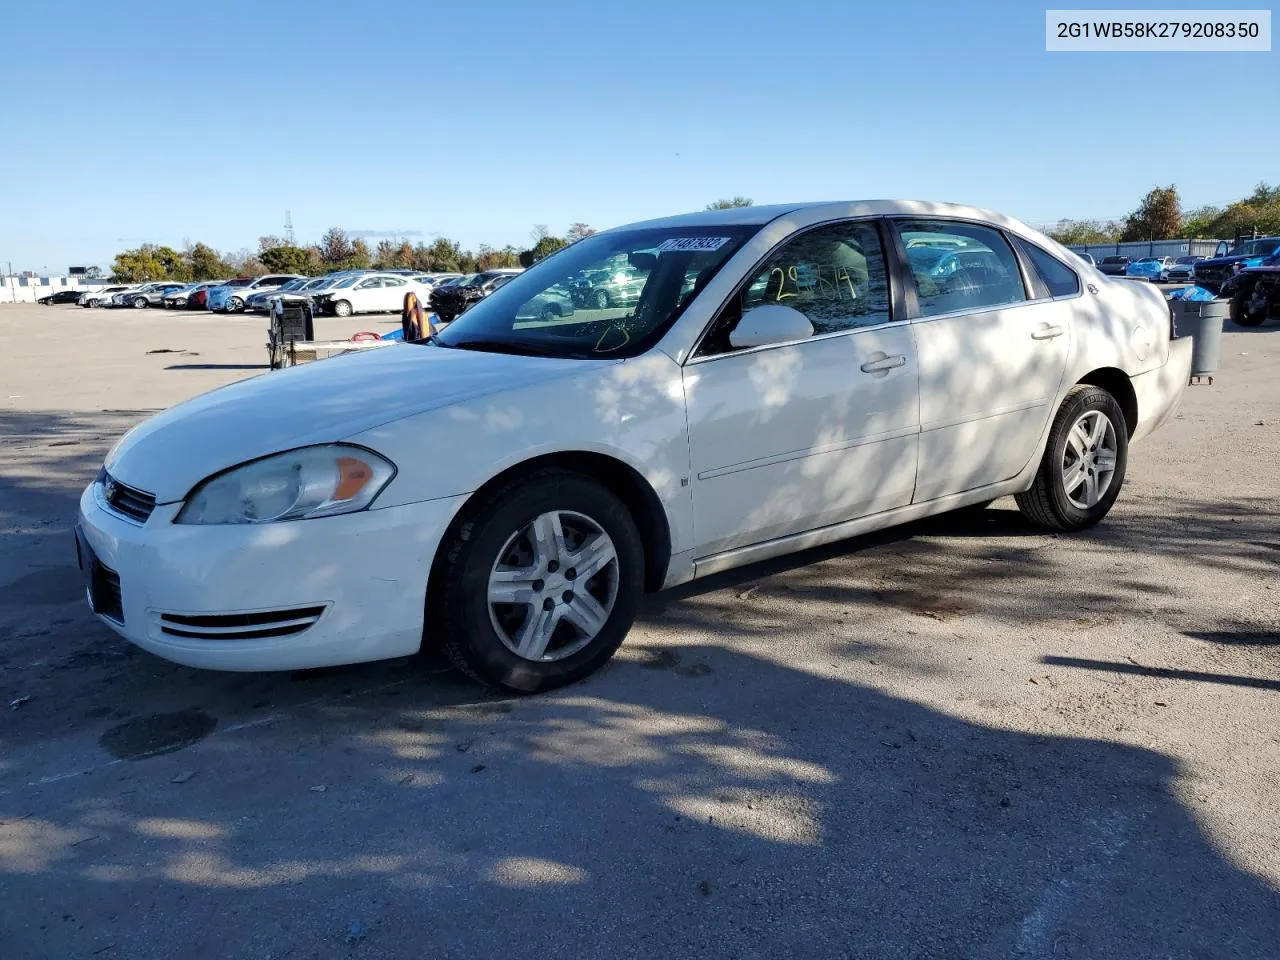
xmin=1 ymin=303 xmax=1278 ymax=959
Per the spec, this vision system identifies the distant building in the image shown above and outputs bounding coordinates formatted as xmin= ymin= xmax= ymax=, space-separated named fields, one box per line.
xmin=1 ymin=274 xmax=110 ymax=303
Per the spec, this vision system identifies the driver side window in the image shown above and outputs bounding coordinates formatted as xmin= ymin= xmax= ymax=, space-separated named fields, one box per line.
xmin=698 ymin=220 xmax=891 ymax=356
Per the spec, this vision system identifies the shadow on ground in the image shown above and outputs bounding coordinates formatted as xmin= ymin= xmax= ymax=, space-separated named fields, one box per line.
xmin=3 ymin=644 xmax=1279 ymax=959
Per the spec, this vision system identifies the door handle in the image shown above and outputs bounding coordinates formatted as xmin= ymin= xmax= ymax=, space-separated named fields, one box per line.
xmin=859 ymin=354 xmax=907 ymax=374
xmin=1031 ymin=324 xmax=1065 ymax=340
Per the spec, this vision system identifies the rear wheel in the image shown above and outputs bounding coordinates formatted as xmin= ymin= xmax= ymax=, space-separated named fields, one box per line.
xmin=1016 ymin=385 xmax=1128 ymax=532
xmin=434 ymin=470 xmax=644 ymax=693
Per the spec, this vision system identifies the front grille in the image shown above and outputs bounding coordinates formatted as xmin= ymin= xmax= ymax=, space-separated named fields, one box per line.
xmin=157 ymin=606 xmax=326 ymax=641
xmin=90 ymin=560 xmax=124 ymax=624
xmin=102 ymin=471 xmax=156 ymax=523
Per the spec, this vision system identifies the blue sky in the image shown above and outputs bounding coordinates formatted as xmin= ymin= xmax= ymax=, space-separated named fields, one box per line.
xmin=1 ymin=0 xmax=1274 ymax=272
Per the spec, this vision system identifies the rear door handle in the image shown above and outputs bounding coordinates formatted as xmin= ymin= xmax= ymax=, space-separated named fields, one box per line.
xmin=860 ymin=354 xmax=907 ymax=374
xmin=1032 ymin=324 xmax=1065 ymax=340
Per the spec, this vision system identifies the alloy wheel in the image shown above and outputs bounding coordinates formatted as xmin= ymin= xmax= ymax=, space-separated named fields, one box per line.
xmin=1061 ymin=410 xmax=1118 ymax=508
xmin=487 ymin=510 xmax=619 ymax=662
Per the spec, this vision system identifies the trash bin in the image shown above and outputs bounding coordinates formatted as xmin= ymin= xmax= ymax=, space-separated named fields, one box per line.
xmin=1170 ymin=298 xmax=1228 ymax=383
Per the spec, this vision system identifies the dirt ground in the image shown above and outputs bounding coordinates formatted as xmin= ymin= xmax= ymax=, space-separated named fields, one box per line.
xmin=1 ymin=303 xmax=1278 ymax=959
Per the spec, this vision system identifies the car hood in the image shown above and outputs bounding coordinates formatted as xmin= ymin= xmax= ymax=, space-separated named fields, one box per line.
xmin=105 ymin=344 xmax=593 ymax=502
xmin=1198 ymin=254 xmax=1255 ymax=268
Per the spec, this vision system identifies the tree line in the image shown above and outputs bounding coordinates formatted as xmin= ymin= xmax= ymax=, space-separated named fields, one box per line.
xmin=1046 ymin=183 xmax=1280 ymax=246
xmin=106 ymin=199 xmax=755 ymax=283
xmin=109 ymin=222 xmax=599 ymax=284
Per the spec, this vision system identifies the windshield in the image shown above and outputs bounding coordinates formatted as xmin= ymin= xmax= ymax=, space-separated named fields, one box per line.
xmin=435 ymin=225 xmax=758 ymax=359
xmin=1102 ymin=257 xmax=1125 ymax=264
xmin=331 ymin=275 xmax=362 ymax=289
xmin=276 ymin=278 xmax=307 ymax=291
xmin=1235 ymin=238 xmax=1280 ymax=257
xmin=1175 ymin=257 xmax=1197 ymax=264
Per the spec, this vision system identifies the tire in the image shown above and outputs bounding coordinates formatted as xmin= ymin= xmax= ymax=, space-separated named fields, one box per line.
xmin=593 ymin=288 xmax=610 ymax=309
xmin=1230 ymin=290 xmax=1265 ymax=327
xmin=333 ymin=299 xmax=352 ymax=318
xmin=132 ymin=296 xmax=148 ymax=308
xmin=1016 ymin=385 xmax=1128 ymax=532
xmin=539 ymin=303 xmax=560 ymax=321
xmin=226 ymin=297 xmax=243 ymax=313
xmin=434 ymin=469 xmax=644 ymax=693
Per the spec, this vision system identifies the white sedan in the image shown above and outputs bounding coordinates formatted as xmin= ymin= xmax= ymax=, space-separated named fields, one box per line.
xmin=311 ymin=272 xmax=429 ymax=317
xmin=77 ymin=200 xmax=1191 ymax=692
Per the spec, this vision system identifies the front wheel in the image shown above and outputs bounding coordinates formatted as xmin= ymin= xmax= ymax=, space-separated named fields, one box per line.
xmin=434 ymin=470 xmax=644 ymax=693
xmin=332 ymin=299 xmax=353 ymax=318
xmin=593 ymin=288 xmax=610 ymax=309
xmin=226 ymin=297 xmax=243 ymax=312
xmin=132 ymin=296 xmax=148 ymax=308
xmin=1016 ymin=385 xmax=1128 ymax=532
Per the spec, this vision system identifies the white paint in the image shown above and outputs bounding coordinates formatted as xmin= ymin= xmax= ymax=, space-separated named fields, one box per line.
xmin=76 ymin=200 xmax=1189 ymax=672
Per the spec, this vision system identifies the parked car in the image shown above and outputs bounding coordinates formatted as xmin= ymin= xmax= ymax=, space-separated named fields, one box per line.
xmin=1097 ymin=256 xmax=1131 ymax=276
xmin=311 ymin=272 xmax=431 ymax=317
xmin=162 ymin=281 xmax=225 ymax=310
xmin=259 ymin=276 xmax=336 ymax=311
xmin=570 ymin=261 xmax=647 ymax=309
xmin=1164 ymin=256 xmax=1202 ymax=283
xmin=1190 ymin=236 xmax=1280 ymax=294
xmin=207 ymin=275 xmax=305 ymax=313
xmin=77 ymin=200 xmax=1190 ymax=693
xmin=38 ymin=289 xmax=84 ymax=304
xmin=514 ymin=284 xmax=576 ymax=322
xmin=96 ymin=283 xmax=151 ymax=307
xmin=429 ymin=270 xmax=522 ymax=323
xmin=111 ymin=282 xmax=189 ymax=308
xmin=245 ymin=277 xmax=314 ymax=313
xmin=1220 ymin=253 xmax=1280 ymax=327
xmin=1125 ymin=257 xmax=1175 ymax=283
xmin=78 ymin=285 xmax=130 ymax=307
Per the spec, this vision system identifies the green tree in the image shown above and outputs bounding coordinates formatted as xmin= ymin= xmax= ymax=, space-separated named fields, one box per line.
xmin=187 ymin=242 xmax=230 ymax=280
xmin=259 ymin=244 xmax=313 ymax=274
xmin=1188 ymin=183 xmax=1280 ymax=240
xmin=349 ymin=238 xmax=371 ymax=270
xmin=1045 ymin=219 xmax=1119 ymax=246
xmin=319 ymin=227 xmax=354 ymax=268
xmin=524 ymin=234 xmax=567 ymax=265
xmin=416 ymin=237 xmax=466 ymax=272
xmin=110 ymin=244 xmax=190 ymax=282
xmin=475 ymin=245 xmax=521 ymax=271
xmin=1119 ymin=186 xmax=1182 ymax=241
xmin=706 ymin=196 xmax=753 ymax=210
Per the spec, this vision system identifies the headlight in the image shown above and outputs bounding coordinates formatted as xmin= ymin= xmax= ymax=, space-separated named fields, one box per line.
xmin=176 ymin=444 xmax=395 ymax=524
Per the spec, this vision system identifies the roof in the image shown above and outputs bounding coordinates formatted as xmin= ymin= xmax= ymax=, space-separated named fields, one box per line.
xmin=608 ymin=200 xmax=1043 ymax=235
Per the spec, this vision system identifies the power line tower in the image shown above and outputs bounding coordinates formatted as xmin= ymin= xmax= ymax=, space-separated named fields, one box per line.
xmin=284 ymin=210 xmax=296 ymax=246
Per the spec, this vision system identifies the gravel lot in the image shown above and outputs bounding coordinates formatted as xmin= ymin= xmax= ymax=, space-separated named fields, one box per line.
xmin=1 ymin=303 xmax=1278 ymax=959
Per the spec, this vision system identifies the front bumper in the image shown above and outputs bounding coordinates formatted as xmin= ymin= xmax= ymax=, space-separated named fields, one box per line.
xmin=77 ymin=482 xmax=466 ymax=671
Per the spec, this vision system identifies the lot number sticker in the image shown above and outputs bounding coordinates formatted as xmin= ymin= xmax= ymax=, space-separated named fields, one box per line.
xmin=657 ymin=237 xmax=731 ymax=253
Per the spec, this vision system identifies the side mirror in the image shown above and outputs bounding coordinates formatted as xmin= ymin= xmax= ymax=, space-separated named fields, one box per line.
xmin=729 ymin=304 xmax=813 ymax=350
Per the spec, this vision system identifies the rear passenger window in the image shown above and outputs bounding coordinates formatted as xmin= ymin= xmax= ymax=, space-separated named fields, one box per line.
xmin=893 ymin=220 xmax=1027 ymax=318
xmin=1016 ymin=239 xmax=1081 ymax=298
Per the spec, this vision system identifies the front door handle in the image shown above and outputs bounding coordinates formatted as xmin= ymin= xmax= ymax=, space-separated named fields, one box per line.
xmin=1032 ymin=324 xmax=1065 ymax=340
xmin=860 ymin=354 xmax=907 ymax=374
